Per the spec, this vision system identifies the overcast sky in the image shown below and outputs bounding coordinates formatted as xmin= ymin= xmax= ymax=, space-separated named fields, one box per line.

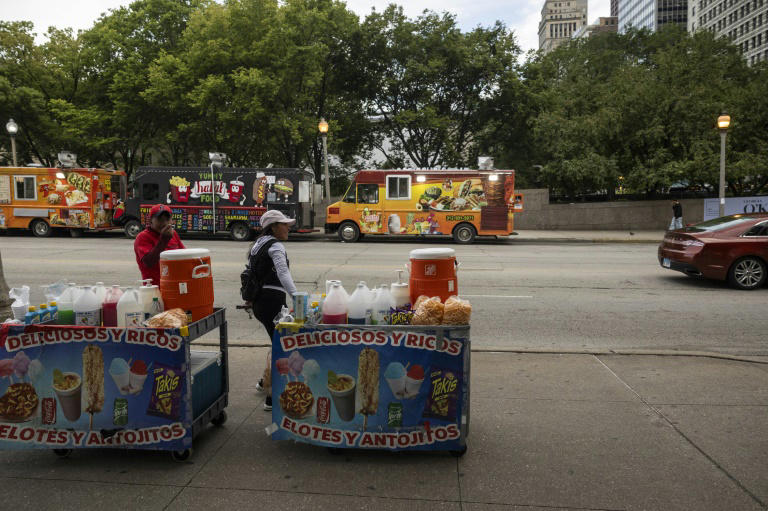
xmin=3 ymin=0 xmax=611 ymax=55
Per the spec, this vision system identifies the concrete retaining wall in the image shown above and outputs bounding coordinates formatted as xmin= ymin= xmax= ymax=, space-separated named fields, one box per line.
xmin=514 ymin=189 xmax=705 ymax=231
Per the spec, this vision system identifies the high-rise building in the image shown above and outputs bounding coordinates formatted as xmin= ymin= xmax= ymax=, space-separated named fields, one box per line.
xmin=618 ymin=0 xmax=688 ymax=31
xmin=689 ymin=0 xmax=768 ymax=65
xmin=612 ymin=0 xmax=619 ymax=16
xmin=573 ymin=16 xmax=620 ymax=37
xmin=539 ymin=0 xmax=589 ymax=53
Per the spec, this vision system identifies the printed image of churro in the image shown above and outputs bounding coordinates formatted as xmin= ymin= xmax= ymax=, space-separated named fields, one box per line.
xmin=356 ymin=348 xmax=379 ymax=427
xmin=82 ymin=345 xmax=104 ymax=427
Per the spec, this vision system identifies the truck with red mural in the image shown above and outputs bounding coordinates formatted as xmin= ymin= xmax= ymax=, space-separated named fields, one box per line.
xmin=116 ymin=166 xmax=316 ymax=240
xmin=325 ymin=169 xmax=523 ymax=244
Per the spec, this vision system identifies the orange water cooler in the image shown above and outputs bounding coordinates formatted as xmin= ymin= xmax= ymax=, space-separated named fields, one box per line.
xmin=408 ymin=248 xmax=459 ymax=305
xmin=159 ymin=248 xmax=214 ymax=321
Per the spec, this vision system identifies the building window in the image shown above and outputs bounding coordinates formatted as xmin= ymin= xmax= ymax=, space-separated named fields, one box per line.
xmin=14 ymin=176 xmax=36 ymax=200
xmin=386 ymin=176 xmax=411 ymax=200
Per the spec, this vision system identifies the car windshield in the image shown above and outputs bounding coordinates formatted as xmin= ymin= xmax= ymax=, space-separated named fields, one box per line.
xmin=685 ymin=215 xmax=761 ymax=233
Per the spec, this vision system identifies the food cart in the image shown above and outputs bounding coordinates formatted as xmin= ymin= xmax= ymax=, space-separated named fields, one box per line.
xmin=268 ymin=324 xmax=470 ymax=456
xmin=0 ymin=309 xmax=229 ymax=462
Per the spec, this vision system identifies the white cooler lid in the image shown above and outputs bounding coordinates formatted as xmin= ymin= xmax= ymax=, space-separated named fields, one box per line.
xmin=160 ymin=248 xmax=211 ymax=260
xmin=409 ymin=248 xmax=455 ymax=260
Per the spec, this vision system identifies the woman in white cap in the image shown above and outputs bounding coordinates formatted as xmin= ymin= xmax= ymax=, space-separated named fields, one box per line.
xmin=247 ymin=209 xmax=297 ymax=410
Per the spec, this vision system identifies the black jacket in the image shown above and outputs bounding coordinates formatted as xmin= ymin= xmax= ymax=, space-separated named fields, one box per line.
xmin=672 ymin=203 xmax=683 ymax=218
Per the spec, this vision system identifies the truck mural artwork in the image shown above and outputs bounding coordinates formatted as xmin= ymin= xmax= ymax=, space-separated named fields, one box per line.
xmin=116 ymin=167 xmax=315 ymax=241
xmin=325 ymin=169 xmax=523 ymax=244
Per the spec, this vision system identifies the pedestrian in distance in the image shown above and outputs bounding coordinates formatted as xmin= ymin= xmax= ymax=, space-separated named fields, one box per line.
xmin=133 ymin=204 xmax=186 ymax=285
xmin=244 ymin=209 xmax=298 ymax=411
xmin=669 ymin=200 xmax=683 ymax=230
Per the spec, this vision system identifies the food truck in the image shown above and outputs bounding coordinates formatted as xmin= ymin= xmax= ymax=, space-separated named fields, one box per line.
xmin=117 ymin=167 xmax=316 ymax=241
xmin=0 ymin=165 xmax=126 ymax=237
xmin=325 ymin=169 xmax=523 ymax=244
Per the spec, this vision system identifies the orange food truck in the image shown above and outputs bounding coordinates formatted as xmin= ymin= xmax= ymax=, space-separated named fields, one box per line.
xmin=325 ymin=169 xmax=523 ymax=244
xmin=0 ymin=164 xmax=126 ymax=237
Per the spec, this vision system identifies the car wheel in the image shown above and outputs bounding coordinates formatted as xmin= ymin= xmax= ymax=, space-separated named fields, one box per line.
xmin=229 ymin=222 xmax=252 ymax=241
xmin=30 ymin=219 xmax=51 ymax=238
xmin=124 ymin=219 xmax=141 ymax=239
xmin=728 ymin=256 xmax=767 ymax=290
xmin=338 ymin=222 xmax=360 ymax=243
xmin=453 ymin=223 xmax=476 ymax=244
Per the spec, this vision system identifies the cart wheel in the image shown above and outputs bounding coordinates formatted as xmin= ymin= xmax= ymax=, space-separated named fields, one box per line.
xmin=449 ymin=445 xmax=467 ymax=457
xmin=171 ymin=448 xmax=192 ymax=462
xmin=327 ymin=447 xmax=343 ymax=455
xmin=53 ymin=448 xmax=73 ymax=458
xmin=211 ymin=410 xmax=228 ymax=426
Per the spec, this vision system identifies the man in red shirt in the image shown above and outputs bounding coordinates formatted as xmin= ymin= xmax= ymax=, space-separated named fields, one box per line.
xmin=134 ymin=204 xmax=186 ymax=285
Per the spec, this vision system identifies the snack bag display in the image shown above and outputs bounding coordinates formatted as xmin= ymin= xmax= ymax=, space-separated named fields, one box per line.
xmin=443 ymin=296 xmax=472 ymax=325
xmin=422 ymin=367 xmax=460 ymax=421
xmin=146 ymin=362 xmax=182 ymax=420
xmin=412 ymin=296 xmax=444 ymax=325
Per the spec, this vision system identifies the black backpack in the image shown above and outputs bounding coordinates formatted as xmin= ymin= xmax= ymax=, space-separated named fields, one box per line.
xmin=240 ymin=239 xmax=278 ymax=301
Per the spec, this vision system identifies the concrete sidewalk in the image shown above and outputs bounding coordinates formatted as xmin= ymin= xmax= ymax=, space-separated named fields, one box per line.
xmin=1 ymin=348 xmax=766 ymax=510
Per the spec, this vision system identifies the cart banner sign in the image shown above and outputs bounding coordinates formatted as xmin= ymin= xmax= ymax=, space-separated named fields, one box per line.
xmin=0 ymin=324 xmax=192 ymax=451
xmin=704 ymin=196 xmax=768 ymax=220
xmin=270 ymin=327 xmax=468 ymax=451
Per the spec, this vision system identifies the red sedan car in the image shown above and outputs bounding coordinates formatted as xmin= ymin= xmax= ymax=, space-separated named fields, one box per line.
xmin=658 ymin=213 xmax=768 ymax=290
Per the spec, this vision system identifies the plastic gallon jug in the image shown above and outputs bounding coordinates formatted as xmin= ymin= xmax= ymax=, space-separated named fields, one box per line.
xmin=371 ymin=285 xmax=395 ymax=325
xmin=407 ymin=248 xmax=458 ymax=304
xmin=25 ymin=306 xmax=39 ymax=325
xmin=391 ymin=270 xmax=410 ymax=309
xmin=117 ymin=288 xmax=144 ymax=327
xmin=74 ymin=286 xmax=101 ymax=326
xmin=57 ymin=284 xmax=79 ymax=325
xmin=159 ymin=248 xmax=214 ymax=322
xmin=138 ymin=279 xmax=163 ymax=320
xmin=322 ymin=282 xmax=348 ymax=324
xmin=93 ymin=282 xmax=108 ymax=307
xmin=102 ymin=285 xmax=123 ymax=327
xmin=347 ymin=282 xmax=370 ymax=324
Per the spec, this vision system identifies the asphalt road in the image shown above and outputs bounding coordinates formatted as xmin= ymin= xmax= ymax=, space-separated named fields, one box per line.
xmin=1 ymin=232 xmax=765 ymax=355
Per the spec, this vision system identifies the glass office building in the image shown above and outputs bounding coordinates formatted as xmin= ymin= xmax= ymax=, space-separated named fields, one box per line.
xmin=618 ymin=0 xmax=688 ymax=31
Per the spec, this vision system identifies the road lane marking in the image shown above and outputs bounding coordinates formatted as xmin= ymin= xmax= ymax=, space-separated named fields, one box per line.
xmin=462 ymin=294 xmax=533 ymax=298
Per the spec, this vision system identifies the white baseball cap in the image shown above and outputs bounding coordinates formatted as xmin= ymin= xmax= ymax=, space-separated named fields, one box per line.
xmin=260 ymin=209 xmax=296 ymax=229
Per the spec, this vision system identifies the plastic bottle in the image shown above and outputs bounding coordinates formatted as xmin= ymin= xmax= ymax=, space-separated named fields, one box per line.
xmin=391 ymin=270 xmax=411 ymax=309
xmin=25 ymin=306 xmax=39 ymax=325
xmin=38 ymin=304 xmax=50 ymax=323
xmin=74 ymin=285 xmax=101 ymax=326
xmin=102 ymin=285 xmax=123 ymax=327
xmin=371 ymin=284 xmax=395 ymax=325
xmin=117 ymin=288 xmax=144 ymax=327
xmin=322 ymin=282 xmax=348 ymax=324
xmin=347 ymin=282 xmax=371 ymax=324
xmin=48 ymin=301 xmax=59 ymax=323
xmin=56 ymin=284 xmax=78 ymax=325
xmin=150 ymin=297 xmax=163 ymax=317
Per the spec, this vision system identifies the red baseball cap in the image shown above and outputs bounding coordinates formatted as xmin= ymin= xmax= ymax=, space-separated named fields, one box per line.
xmin=149 ymin=204 xmax=172 ymax=219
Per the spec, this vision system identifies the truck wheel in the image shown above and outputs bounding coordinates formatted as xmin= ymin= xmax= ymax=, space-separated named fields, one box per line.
xmin=124 ymin=219 xmax=141 ymax=239
xmin=453 ymin=223 xmax=476 ymax=244
xmin=229 ymin=222 xmax=252 ymax=241
xmin=338 ymin=222 xmax=360 ymax=243
xmin=30 ymin=219 xmax=51 ymax=238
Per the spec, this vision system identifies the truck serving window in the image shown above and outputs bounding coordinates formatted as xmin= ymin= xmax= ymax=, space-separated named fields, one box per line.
xmin=14 ymin=176 xmax=36 ymax=200
xmin=357 ymin=184 xmax=379 ymax=204
xmin=387 ymin=176 xmax=411 ymax=200
xmin=142 ymin=183 xmax=160 ymax=201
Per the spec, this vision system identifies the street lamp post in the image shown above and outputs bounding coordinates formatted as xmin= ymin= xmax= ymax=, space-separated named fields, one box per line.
xmin=318 ymin=118 xmax=330 ymax=203
xmin=717 ymin=113 xmax=731 ymax=218
xmin=5 ymin=119 xmax=18 ymax=167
